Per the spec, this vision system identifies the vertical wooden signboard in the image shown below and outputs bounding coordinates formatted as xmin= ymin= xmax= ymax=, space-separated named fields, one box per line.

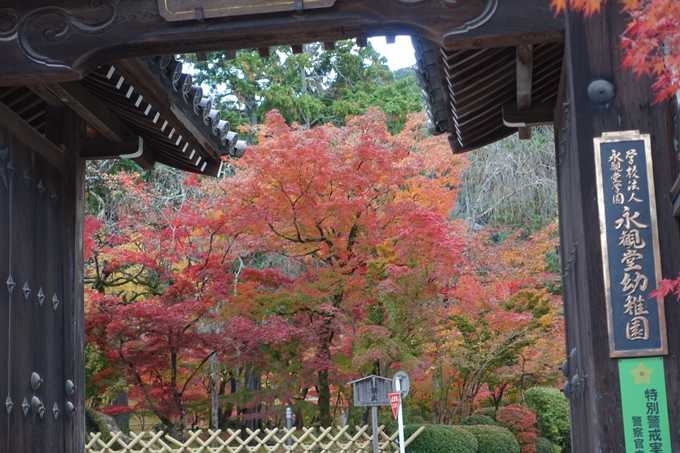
xmin=594 ymin=131 xmax=667 ymax=357
xmin=594 ymin=131 xmax=671 ymax=452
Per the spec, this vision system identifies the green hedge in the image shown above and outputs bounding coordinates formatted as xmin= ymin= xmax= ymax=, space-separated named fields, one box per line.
xmin=533 ymin=437 xmax=556 ymax=453
xmin=524 ymin=387 xmax=571 ymax=452
xmin=460 ymin=414 xmax=498 ymax=426
xmin=463 ymin=425 xmax=520 ymax=453
xmin=404 ymin=424 xmax=477 ymax=453
xmin=475 ymin=407 xmax=497 ymax=419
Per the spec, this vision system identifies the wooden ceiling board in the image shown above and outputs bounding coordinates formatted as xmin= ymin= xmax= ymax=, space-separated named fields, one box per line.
xmin=448 ymin=55 xmax=515 ymax=95
xmin=457 ymin=91 xmax=516 ymax=130
xmin=442 ymin=47 xmax=507 ymax=73
xmin=449 ymin=67 xmax=516 ymax=109
xmin=418 ymin=37 xmax=563 ymax=153
xmin=0 ymin=87 xmax=48 ymax=136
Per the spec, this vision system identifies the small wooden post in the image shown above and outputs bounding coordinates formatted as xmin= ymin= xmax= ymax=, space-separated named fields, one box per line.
xmin=371 ymin=406 xmax=379 ymax=453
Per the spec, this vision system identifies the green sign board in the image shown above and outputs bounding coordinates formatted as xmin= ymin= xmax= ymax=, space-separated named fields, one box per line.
xmin=619 ymin=357 xmax=671 ymax=453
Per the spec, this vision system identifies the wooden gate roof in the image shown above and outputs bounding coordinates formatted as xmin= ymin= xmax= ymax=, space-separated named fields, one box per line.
xmin=0 ymin=55 xmax=247 ymax=176
xmin=0 ymin=0 xmax=565 ymax=166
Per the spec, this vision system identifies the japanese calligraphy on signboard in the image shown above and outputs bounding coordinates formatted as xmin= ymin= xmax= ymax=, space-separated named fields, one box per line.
xmin=618 ymin=357 xmax=671 ymax=453
xmin=594 ymin=131 xmax=667 ymax=358
xmin=159 ymin=0 xmax=336 ymax=22
xmin=348 ymin=375 xmax=392 ymax=407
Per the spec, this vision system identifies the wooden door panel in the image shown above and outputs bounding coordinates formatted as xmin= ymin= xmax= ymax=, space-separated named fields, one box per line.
xmin=0 ymin=120 xmax=75 ymax=453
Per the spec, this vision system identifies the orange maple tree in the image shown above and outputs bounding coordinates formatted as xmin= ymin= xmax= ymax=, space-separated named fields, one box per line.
xmin=223 ymin=109 xmax=466 ymax=426
xmin=552 ymin=0 xmax=680 ymax=101
xmin=418 ymin=220 xmax=563 ymax=425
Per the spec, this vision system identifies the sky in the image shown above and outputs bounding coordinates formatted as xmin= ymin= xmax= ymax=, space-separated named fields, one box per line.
xmin=368 ymin=36 xmax=416 ymax=70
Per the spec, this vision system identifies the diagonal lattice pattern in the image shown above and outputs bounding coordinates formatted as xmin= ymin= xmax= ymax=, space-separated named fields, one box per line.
xmin=86 ymin=425 xmax=425 ymax=453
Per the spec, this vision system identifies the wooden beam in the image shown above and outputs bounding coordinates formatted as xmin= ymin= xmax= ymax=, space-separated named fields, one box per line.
xmin=291 ymin=44 xmax=303 ymax=54
xmin=516 ymin=44 xmax=533 ymax=139
xmin=671 ymin=174 xmax=680 ymax=218
xmin=80 ymin=135 xmax=155 ymax=169
xmin=44 ymin=82 xmax=129 ymax=143
xmin=516 ymin=45 xmax=533 ymax=109
xmin=130 ymin=146 xmax=156 ymax=171
xmin=80 ymin=136 xmax=139 ymax=159
xmin=43 ymin=82 xmax=155 ymax=169
xmin=0 ymin=0 xmax=564 ymax=86
xmin=323 ymin=41 xmax=336 ymax=51
xmin=27 ymin=84 xmax=66 ymax=108
xmin=0 ymin=101 xmax=63 ymax=168
xmin=556 ymin=2 xmax=680 ymax=449
xmin=502 ymin=102 xmax=554 ymax=127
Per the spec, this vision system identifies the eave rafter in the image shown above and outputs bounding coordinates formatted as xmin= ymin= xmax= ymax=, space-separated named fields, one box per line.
xmin=42 ymin=81 xmax=155 ymax=169
xmin=79 ymin=56 xmax=247 ymax=176
xmin=0 ymin=56 xmax=247 ymax=176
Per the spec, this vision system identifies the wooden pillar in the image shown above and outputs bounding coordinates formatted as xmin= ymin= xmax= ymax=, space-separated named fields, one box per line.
xmin=556 ymin=3 xmax=680 ymax=451
xmin=0 ymin=106 xmax=85 ymax=453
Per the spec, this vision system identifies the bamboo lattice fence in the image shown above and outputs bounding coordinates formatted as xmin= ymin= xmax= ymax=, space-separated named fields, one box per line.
xmin=86 ymin=425 xmax=425 ymax=453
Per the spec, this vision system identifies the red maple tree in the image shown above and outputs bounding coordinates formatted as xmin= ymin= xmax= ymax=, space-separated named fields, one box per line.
xmin=84 ymin=110 xmax=565 ymax=432
xmin=552 ymin=0 xmax=680 ymax=101
xmin=85 ymin=175 xmax=251 ymax=435
xmin=497 ymin=404 xmax=539 ymax=453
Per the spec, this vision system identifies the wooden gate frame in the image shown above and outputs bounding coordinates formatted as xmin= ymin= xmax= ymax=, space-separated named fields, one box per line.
xmin=1 ymin=1 xmax=679 ymax=452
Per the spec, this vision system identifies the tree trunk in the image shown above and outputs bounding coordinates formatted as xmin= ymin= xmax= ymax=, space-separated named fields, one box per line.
xmin=317 ymin=368 xmax=331 ymax=427
xmin=113 ymin=391 xmax=130 ymax=431
xmin=210 ymin=352 xmax=219 ymax=432
xmin=295 ymin=387 xmax=308 ymax=429
xmin=243 ymin=365 xmax=262 ymax=432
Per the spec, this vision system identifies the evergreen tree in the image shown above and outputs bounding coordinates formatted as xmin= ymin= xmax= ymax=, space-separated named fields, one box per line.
xmin=186 ymin=40 xmax=423 ymax=134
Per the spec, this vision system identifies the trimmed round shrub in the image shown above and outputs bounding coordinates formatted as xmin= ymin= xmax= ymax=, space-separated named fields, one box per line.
xmin=463 ymin=425 xmax=520 ymax=453
xmin=533 ymin=437 xmax=555 ymax=453
xmin=497 ymin=404 xmax=538 ymax=453
xmin=404 ymin=424 xmax=477 ymax=453
xmin=460 ymin=414 xmax=498 ymax=426
xmin=524 ymin=387 xmax=571 ymax=452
